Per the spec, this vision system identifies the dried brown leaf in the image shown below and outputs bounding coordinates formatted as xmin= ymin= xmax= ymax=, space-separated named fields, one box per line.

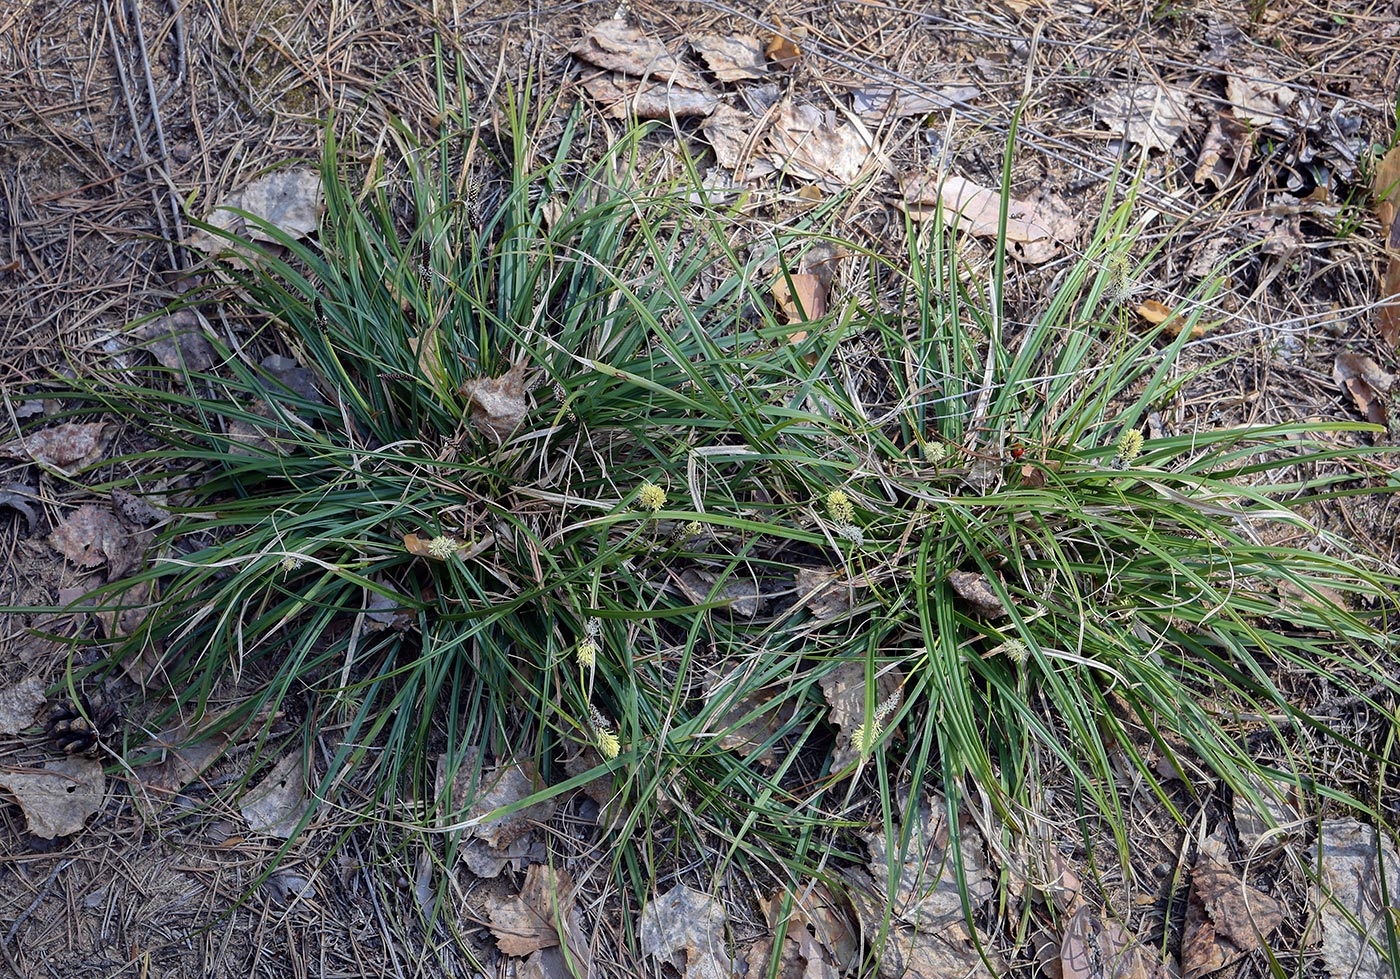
xmin=772 ymin=272 xmax=827 ymax=323
xmin=1225 ymin=70 xmax=1297 ymax=131
xmin=691 ymin=34 xmax=766 ymax=82
xmin=1194 ymin=111 xmax=1253 ymax=189
xmin=562 ymin=748 xmax=626 ymax=829
xmin=0 ymin=483 xmax=37 ymax=533
xmin=0 ymin=677 xmax=45 ymax=735
xmin=674 ymin=568 xmax=768 ymax=617
xmin=189 ymin=168 xmax=322 ymax=252
xmin=403 ymin=532 xmax=481 ymax=561
xmin=581 ymin=73 xmax=720 ymax=119
xmin=1334 ymin=352 xmax=1394 ymax=426
xmin=455 ymin=758 xmax=556 ymax=850
xmin=1381 ymin=259 xmax=1400 ymax=349
xmin=701 ymin=104 xmax=756 ymax=170
xmin=259 ymin=354 xmax=323 ymax=403
xmin=572 ymin=19 xmax=705 ymax=88
xmin=111 ymin=488 xmax=164 ymax=527
xmin=1136 ymin=299 xmax=1204 ymax=338
xmin=488 ymin=864 xmax=581 ymax=957
xmin=763 ymin=881 xmax=858 ymax=971
xmin=1034 ymin=926 xmax=1066 ymax=979
xmin=1136 ymin=299 xmax=1173 ymax=325
xmin=851 ymin=84 xmax=980 ymax=119
xmin=519 ymin=945 xmax=593 ymax=979
xmin=240 ymin=752 xmax=311 ymax=838
xmin=226 ymin=401 xmax=301 ymax=456
xmin=1061 ymin=906 xmax=1167 ymax=979
xmin=900 ymin=172 xmax=1077 ymax=264
xmin=1182 ymin=842 xmax=1285 ymax=979
xmin=641 ymin=884 xmax=734 ymax=979
xmin=408 ymin=320 xmax=445 ymax=386
xmin=0 ymin=421 xmax=113 ymax=473
xmin=794 ymin=566 xmax=854 ymax=621
xmin=1374 ymin=146 xmax=1400 ymax=347
xmin=1093 ymin=83 xmax=1192 ymax=153
xmin=767 ymin=102 xmax=877 ymax=190
xmin=0 ymin=757 xmax=105 ymax=839
xmin=892 ymin=927 xmax=999 ymax=979
xmin=461 ymin=834 xmax=545 ymax=879
xmin=362 ymin=590 xmax=416 ymax=633
xmin=765 ymin=31 xmax=801 ymax=70
xmin=49 ymin=504 xmax=135 ymax=576
xmin=94 ymin=578 xmax=155 ymax=643
xmin=847 ymin=875 xmax=1004 ymax=979
xmin=128 ymin=310 xmax=217 ymax=372
xmin=1375 ymin=146 xmax=1400 ymax=234
xmin=863 ymin=792 xmax=993 ymax=930
xmin=704 ymin=671 xmax=796 ymax=766
xmin=460 ymin=362 xmax=530 ymax=441
xmin=947 ymin=569 xmax=1007 ymax=618
xmin=1039 ymin=850 xmax=1084 ymax=915
xmin=742 ymin=935 xmax=811 ymax=979
xmin=137 ymin=722 xmax=231 ymax=794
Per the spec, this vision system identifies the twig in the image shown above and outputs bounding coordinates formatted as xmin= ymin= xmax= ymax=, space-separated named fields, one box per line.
xmin=100 ymin=0 xmax=177 ymax=270
xmin=126 ymin=0 xmax=185 ymax=259
xmin=2 ymin=857 xmax=76 ymax=975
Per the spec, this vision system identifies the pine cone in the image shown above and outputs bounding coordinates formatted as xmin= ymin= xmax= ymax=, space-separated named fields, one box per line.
xmin=45 ymin=694 xmax=119 ymax=757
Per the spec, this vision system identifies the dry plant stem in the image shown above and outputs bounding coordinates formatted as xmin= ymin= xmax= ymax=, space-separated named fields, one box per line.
xmin=100 ymin=0 xmax=178 ymax=268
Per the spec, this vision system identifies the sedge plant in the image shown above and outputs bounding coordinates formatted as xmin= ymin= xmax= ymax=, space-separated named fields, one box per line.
xmin=45 ymin=54 xmax=1400 ymax=970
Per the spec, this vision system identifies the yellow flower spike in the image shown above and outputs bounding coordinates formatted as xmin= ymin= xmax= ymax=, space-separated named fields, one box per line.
xmin=589 ymin=705 xmax=620 ymax=760
xmin=576 ymin=637 xmax=599 ymax=669
xmin=853 ymin=690 xmax=901 ymax=757
xmin=671 ymin=520 xmax=704 ymax=544
xmin=825 ymin=490 xmax=855 ymax=525
xmin=851 ymin=719 xmax=880 ymax=755
xmin=636 ymin=483 xmax=667 ymax=513
xmin=426 ymin=535 xmax=458 ymax=560
xmin=1116 ymin=429 xmax=1145 ymax=464
xmin=279 ymin=555 xmax=305 ymax=573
